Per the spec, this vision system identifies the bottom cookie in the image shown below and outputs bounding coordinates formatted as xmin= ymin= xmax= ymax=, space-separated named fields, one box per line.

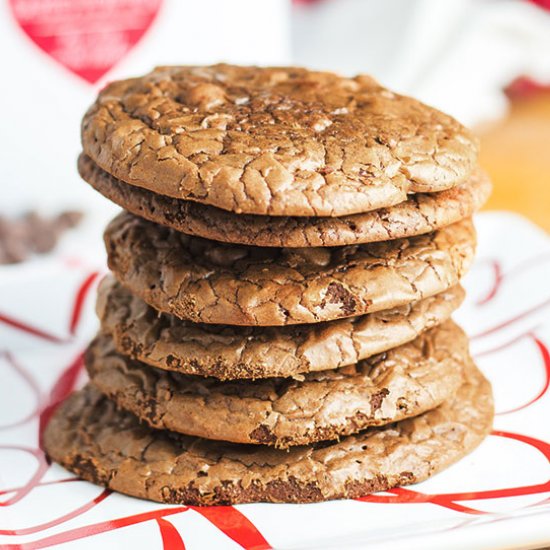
xmin=43 ymin=361 xmax=492 ymax=505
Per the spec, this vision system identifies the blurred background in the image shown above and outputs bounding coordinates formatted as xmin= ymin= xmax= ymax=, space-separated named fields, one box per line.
xmin=1 ymin=0 xmax=549 ymax=263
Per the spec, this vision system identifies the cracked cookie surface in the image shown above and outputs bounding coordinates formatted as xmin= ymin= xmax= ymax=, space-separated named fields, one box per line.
xmin=97 ymin=276 xmax=464 ymax=379
xmin=81 ymin=64 xmax=478 ymax=217
xmin=86 ymin=321 xmax=467 ymax=448
xmin=44 ymin=358 xmax=492 ymax=505
xmin=104 ymin=212 xmax=476 ymax=326
xmin=79 ymin=154 xmax=490 ymax=247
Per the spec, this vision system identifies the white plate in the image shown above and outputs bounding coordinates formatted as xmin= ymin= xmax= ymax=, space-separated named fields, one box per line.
xmin=1 ymin=211 xmax=549 ymax=550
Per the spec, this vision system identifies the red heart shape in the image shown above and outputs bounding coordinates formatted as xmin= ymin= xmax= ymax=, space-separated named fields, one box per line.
xmin=9 ymin=0 xmax=163 ymax=84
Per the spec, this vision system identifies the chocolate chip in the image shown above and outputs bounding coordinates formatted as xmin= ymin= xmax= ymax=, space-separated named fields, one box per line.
xmin=0 ymin=210 xmax=82 ymax=265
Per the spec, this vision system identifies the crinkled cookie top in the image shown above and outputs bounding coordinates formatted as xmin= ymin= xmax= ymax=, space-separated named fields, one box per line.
xmin=104 ymin=211 xmax=476 ymax=326
xmin=82 ymin=64 xmax=478 ymax=217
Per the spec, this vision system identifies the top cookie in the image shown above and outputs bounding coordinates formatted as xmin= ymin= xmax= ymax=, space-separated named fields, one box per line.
xmin=82 ymin=65 xmax=478 ymax=217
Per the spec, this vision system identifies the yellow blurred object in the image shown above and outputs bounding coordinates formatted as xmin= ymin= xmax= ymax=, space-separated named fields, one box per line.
xmin=479 ymin=91 xmax=550 ymax=232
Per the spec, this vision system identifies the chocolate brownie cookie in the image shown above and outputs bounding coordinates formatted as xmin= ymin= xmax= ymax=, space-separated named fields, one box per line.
xmin=86 ymin=321 xmax=467 ymax=447
xmin=44 ymin=359 xmax=493 ymax=505
xmin=81 ymin=65 xmax=478 ymax=217
xmin=97 ymin=276 xmax=464 ymax=379
xmin=104 ymin=212 xmax=476 ymax=325
xmin=79 ymin=154 xmax=490 ymax=247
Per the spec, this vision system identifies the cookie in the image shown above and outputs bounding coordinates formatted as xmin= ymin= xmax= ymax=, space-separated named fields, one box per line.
xmin=86 ymin=321 xmax=467 ymax=448
xmin=81 ymin=65 xmax=478 ymax=217
xmin=79 ymin=154 xmax=490 ymax=247
xmin=44 ymin=359 xmax=493 ymax=505
xmin=104 ymin=212 xmax=476 ymax=326
xmin=97 ymin=276 xmax=464 ymax=379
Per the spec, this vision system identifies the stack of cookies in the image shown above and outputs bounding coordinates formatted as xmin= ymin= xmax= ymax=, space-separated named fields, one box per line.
xmin=44 ymin=65 xmax=494 ymax=505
